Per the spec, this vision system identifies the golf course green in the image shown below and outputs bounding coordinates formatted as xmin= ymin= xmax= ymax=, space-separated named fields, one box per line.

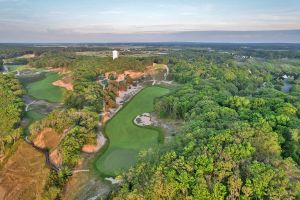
xmin=25 ymin=110 xmax=45 ymax=122
xmin=95 ymin=86 xmax=170 ymax=176
xmin=26 ymin=72 xmax=64 ymax=103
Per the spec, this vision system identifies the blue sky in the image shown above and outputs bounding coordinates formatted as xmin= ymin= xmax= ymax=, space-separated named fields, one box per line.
xmin=0 ymin=0 xmax=299 ymax=42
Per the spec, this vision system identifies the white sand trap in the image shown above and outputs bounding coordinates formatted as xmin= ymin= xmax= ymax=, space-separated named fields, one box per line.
xmin=82 ymin=133 xmax=107 ymax=153
xmin=116 ymin=85 xmax=143 ymax=105
xmin=105 ymin=177 xmax=121 ymax=184
xmin=134 ymin=113 xmax=153 ymax=126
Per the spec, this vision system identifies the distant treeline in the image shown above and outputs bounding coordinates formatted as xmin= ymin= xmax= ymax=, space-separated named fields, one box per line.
xmin=1 ymin=43 xmax=300 ymax=60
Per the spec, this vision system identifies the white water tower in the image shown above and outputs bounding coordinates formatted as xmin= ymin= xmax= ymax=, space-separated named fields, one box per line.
xmin=112 ymin=50 xmax=119 ymax=60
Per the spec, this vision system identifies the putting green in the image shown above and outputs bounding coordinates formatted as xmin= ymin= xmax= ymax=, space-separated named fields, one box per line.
xmin=26 ymin=72 xmax=64 ymax=103
xmin=94 ymin=86 xmax=170 ymax=176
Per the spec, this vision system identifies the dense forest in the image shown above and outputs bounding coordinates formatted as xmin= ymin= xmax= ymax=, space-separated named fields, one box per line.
xmin=0 ymin=75 xmax=24 ymax=163
xmin=112 ymin=51 xmax=300 ymax=199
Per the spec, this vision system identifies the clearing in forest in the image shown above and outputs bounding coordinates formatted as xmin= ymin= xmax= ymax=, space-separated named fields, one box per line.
xmin=94 ymin=86 xmax=170 ymax=176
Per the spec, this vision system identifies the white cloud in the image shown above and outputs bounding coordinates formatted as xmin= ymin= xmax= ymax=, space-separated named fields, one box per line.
xmin=98 ymin=10 xmax=123 ymax=15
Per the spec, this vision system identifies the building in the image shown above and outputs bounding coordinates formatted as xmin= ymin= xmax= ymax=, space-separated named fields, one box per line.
xmin=112 ymin=50 xmax=119 ymax=60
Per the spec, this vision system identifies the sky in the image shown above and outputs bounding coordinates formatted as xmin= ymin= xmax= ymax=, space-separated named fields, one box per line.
xmin=0 ymin=0 xmax=300 ymax=42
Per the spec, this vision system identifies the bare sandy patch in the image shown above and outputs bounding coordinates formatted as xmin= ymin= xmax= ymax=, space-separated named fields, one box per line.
xmin=47 ymin=67 xmax=70 ymax=74
xmin=104 ymin=71 xmax=117 ymax=80
xmin=105 ymin=70 xmax=144 ymax=82
xmin=81 ymin=134 xmax=107 ymax=153
xmin=145 ymin=63 xmax=167 ymax=76
xmin=33 ymin=128 xmax=61 ymax=149
xmin=134 ymin=113 xmax=153 ymax=126
xmin=52 ymin=79 xmax=73 ymax=91
xmin=124 ymin=70 xmax=144 ymax=79
xmin=19 ymin=54 xmax=35 ymax=59
xmin=49 ymin=149 xmax=63 ymax=167
xmin=101 ymin=111 xmax=110 ymax=124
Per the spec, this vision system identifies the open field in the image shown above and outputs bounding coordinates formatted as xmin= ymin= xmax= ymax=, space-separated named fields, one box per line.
xmin=26 ymin=72 xmax=64 ymax=103
xmin=0 ymin=141 xmax=49 ymax=200
xmin=94 ymin=86 xmax=170 ymax=176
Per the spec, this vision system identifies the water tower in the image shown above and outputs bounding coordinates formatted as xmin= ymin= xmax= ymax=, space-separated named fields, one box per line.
xmin=112 ymin=50 xmax=119 ymax=60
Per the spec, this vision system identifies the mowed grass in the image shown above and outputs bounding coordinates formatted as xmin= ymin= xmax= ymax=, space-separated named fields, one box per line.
xmin=25 ymin=110 xmax=45 ymax=122
xmin=26 ymin=72 xmax=64 ymax=103
xmin=95 ymin=86 xmax=170 ymax=176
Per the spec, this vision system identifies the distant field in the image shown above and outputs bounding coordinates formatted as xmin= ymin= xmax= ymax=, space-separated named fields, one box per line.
xmin=94 ymin=86 xmax=170 ymax=176
xmin=26 ymin=72 xmax=64 ymax=103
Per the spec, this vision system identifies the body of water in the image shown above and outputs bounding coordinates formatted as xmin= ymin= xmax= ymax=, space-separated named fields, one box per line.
xmin=282 ymin=79 xmax=293 ymax=93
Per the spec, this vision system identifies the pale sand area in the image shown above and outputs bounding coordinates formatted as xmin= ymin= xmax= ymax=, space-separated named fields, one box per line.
xmin=52 ymin=79 xmax=73 ymax=91
xmin=134 ymin=113 xmax=153 ymax=126
xmin=81 ymin=133 xmax=107 ymax=153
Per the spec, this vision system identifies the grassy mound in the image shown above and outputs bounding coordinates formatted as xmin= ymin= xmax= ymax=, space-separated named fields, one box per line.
xmin=26 ymin=72 xmax=64 ymax=103
xmin=94 ymin=86 xmax=170 ymax=176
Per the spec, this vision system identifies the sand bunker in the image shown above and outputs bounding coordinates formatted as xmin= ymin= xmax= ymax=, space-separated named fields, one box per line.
xmin=134 ymin=113 xmax=153 ymax=126
xmin=105 ymin=177 xmax=121 ymax=184
xmin=49 ymin=149 xmax=63 ymax=167
xmin=102 ymin=84 xmax=143 ymax=124
xmin=105 ymin=70 xmax=144 ymax=82
xmin=52 ymin=79 xmax=73 ymax=91
xmin=124 ymin=70 xmax=144 ymax=79
xmin=101 ymin=111 xmax=111 ymax=124
xmin=116 ymin=85 xmax=143 ymax=105
xmin=47 ymin=67 xmax=69 ymax=74
xmin=145 ymin=63 xmax=167 ymax=76
xmin=82 ymin=133 xmax=107 ymax=153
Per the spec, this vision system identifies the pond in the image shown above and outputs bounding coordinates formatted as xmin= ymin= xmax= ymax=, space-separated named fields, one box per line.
xmin=282 ymin=79 xmax=293 ymax=93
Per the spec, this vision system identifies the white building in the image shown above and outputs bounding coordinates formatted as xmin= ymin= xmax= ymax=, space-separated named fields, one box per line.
xmin=112 ymin=50 xmax=119 ymax=60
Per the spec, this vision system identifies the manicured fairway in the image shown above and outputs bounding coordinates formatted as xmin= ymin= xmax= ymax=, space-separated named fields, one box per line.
xmin=26 ymin=72 xmax=64 ymax=103
xmin=95 ymin=86 xmax=170 ymax=176
xmin=25 ymin=110 xmax=45 ymax=122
